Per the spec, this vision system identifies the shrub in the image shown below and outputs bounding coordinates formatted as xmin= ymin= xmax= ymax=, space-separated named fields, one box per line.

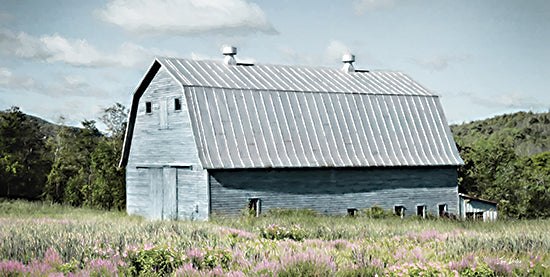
xmin=259 ymin=224 xmax=307 ymax=241
xmin=126 ymin=244 xmax=185 ymax=276
xmin=359 ymin=205 xmax=392 ymax=219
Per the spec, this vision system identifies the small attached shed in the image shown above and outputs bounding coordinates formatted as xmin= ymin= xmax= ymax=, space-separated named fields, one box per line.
xmin=119 ymin=47 xmax=464 ymax=220
xmin=458 ymin=193 xmax=498 ymax=222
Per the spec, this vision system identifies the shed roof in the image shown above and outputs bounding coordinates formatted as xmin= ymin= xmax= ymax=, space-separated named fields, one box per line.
xmin=120 ymin=58 xmax=463 ymax=169
xmin=459 ymin=193 xmax=498 ymax=205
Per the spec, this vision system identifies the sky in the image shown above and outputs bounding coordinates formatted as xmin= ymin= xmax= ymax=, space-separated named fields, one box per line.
xmin=0 ymin=0 xmax=548 ymax=130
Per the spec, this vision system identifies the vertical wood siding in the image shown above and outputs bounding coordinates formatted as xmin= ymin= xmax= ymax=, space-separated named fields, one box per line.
xmin=126 ymin=67 xmax=208 ymax=220
xmin=209 ymin=166 xmax=458 ymax=217
xmin=458 ymin=197 xmax=498 ymax=222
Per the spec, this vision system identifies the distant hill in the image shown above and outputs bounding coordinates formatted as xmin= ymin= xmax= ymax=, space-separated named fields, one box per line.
xmin=451 ymin=111 xmax=550 ymax=156
xmin=0 ymin=110 xmax=81 ymax=139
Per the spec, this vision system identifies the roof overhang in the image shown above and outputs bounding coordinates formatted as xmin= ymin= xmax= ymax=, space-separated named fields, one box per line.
xmin=459 ymin=193 xmax=498 ymax=205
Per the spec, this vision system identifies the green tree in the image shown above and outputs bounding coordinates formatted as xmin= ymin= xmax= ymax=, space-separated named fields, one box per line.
xmin=44 ymin=120 xmax=100 ymax=205
xmin=0 ymin=107 xmax=50 ymax=199
xmin=89 ymin=139 xmax=125 ymax=209
xmin=44 ymin=103 xmax=127 ymax=209
xmin=87 ymin=103 xmax=127 ymax=210
xmin=521 ymin=152 xmax=550 ymax=218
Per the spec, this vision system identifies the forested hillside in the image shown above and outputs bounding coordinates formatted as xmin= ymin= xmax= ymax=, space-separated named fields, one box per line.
xmin=451 ymin=111 xmax=550 ymax=218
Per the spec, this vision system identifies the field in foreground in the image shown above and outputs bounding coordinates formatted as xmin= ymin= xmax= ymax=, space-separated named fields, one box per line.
xmin=0 ymin=200 xmax=549 ymax=276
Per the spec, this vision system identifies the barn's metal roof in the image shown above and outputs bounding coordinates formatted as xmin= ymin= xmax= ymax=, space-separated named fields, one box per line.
xmin=157 ymin=58 xmax=434 ymax=96
xmin=120 ymin=57 xmax=463 ymax=168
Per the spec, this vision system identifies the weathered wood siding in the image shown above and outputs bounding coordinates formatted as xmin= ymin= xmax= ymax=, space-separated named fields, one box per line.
xmin=458 ymin=197 xmax=497 ymax=222
xmin=126 ymin=67 xmax=208 ymax=220
xmin=209 ymin=166 xmax=458 ymax=217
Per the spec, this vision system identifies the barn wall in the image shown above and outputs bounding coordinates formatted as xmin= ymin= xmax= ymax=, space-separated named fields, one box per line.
xmin=209 ymin=166 xmax=458 ymax=217
xmin=126 ymin=67 xmax=208 ymax=220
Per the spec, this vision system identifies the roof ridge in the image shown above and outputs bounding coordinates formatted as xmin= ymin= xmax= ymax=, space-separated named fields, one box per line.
xmin=156 ymin=57 xmax=436 ymax=97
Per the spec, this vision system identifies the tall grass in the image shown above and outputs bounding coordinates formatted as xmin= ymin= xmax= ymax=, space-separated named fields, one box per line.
xmin=1 ymin=199 xmax=549 ymax=276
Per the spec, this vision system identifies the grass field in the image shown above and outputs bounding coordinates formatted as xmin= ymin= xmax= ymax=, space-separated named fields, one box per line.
xmin=0 ymin=200 xmax=549 ymax=276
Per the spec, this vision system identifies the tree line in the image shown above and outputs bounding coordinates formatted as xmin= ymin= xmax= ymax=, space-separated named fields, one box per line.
xmin=0 ymin=104 xmax=127 ymax=210
xmin=452 ymin=111 xmax=550 ymax=219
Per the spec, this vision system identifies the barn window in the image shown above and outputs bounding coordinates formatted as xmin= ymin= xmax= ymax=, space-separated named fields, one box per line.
xmin=174 ymin=98 xmax=181 ymax=111
xmin=145 ymin=102 xmax=152 ymax=114
xmin=416 ymin=205 xmax=426 ymax=218
xmin=438 ymin=204 xmax=447 ymax=217
xmin=347 ymin=208 xmax=358 ymax=217
xmin=394 ymin=205 xmax=406 ymax=218
xmin=248 ymin=198 xmax=261 ymax=217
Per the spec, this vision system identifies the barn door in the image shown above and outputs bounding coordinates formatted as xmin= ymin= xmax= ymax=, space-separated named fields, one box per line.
xmin=148 ymin=167 xmax=178 ymax=220
xmin=162 ymin=167 xmax=177 ymax=219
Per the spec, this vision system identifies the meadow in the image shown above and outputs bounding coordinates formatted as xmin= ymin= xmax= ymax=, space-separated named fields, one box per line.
xmin=0 ymin=200 xmax=549 ymax=276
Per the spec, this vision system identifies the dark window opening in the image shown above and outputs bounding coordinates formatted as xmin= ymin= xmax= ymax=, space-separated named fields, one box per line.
xmin=416 ymin=205 xmax=426 ymax=218
xmin=438 ymin=204 xmax=447 ymax=217
xmin=466 ymin=212 xmax=484 ymax=221
xmin=476 ymin=212 xmax=484 ymax=221
xmin=174 ymin=98 xmax=181 ymax=111
xmin=347 ymin=208 xmax=357 ymax=217
xmin=394 ymin=205 xmax=405 ymax=218
xmin=248 ymin=198 xmax=261 ymax=217
xmin=145 ymin=102 xmax=152 ymax=114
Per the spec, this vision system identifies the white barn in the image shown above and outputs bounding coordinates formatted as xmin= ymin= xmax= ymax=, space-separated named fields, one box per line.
xmin=119 ymin=47 xmax=464 ymax=220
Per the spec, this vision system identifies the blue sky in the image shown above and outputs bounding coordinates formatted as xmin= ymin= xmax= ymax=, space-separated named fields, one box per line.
xmin=0 ymin=0 xmax=548 ymax=129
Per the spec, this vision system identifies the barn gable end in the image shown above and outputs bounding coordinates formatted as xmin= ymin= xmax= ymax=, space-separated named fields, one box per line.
xmin=125 ymin=66 xmax=208 ymax=220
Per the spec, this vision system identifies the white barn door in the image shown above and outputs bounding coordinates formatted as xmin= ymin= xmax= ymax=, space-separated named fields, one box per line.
xmin=148 ymin=167 xmax=178 ymax=220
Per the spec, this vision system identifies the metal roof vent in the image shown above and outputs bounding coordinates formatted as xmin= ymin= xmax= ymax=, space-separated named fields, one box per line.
xmin=342 ymin=54 xmax=355 ymax=73
xmin=223 ymin=46 xmax=237 ymax=65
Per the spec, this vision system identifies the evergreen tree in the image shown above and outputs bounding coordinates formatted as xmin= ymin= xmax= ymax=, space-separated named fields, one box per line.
xmin=0 ymin=107 xmax=50 ymax=199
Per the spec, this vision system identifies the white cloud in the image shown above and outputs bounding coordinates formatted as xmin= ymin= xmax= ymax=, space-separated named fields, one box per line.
xmin=493 ymin=92 xmax=546 ymax=110
xmin=0 ymin=28 xmax=179 ymax=68
xmin=0 ymin=12 xmax=14 ymax=23
xmin=461 ymin=91 xmax=546 ymax=111
xmin=353 ymin=0 xmax=395 ymax=14
xmin=278 ymin=40 xmax=352 ymax=66
xmin=63 ymin=75 xmax=88 ymax=89
xmin=325 ymin=40 xmax=351 ymax=63
xmin=413 ymin=55 xmax=468 ymax=71
xmin=95 ymin=0 xmax=277 ymax=36
xmin=0 ymin=67 xmax=37 ymax=90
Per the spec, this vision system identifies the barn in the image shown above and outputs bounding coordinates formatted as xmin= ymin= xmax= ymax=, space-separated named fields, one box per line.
xmin=119 ymin=47 xmax=464 ymax=220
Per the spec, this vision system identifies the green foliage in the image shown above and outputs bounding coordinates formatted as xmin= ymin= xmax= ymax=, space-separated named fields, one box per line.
xmin=277 ymin=259 xmax=334 ymax=277
xmin=41 ymin=103 xmax=127 ymax=210
xmin=266 ymin=208 xmax=319 ymax=217
xmin=259 ymin=224 xmax=307 ymax=241
xmin=89 ymin=140 xmax=125 ymax=210
xmin=126 ymin=244 xmax=232 ymax=276
xmin=452 ymin=111 xmax=550 ymax=219
xmin=359 ymin=205 xmax=394 ymax=219
xmin=0 ymin=107 xmax=50 ymax=199
xmin=126 ymin=244 xmax=185 ymax=276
